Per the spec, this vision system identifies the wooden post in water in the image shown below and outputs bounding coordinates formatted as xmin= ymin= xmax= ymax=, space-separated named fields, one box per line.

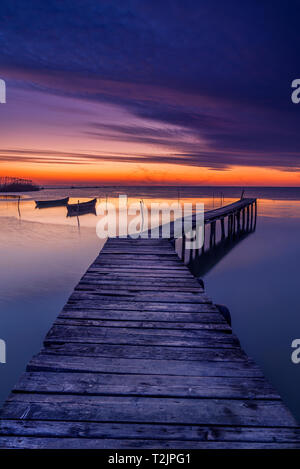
xmin=181 ymin=235 xmax=186 ymax=261
xmin=209 ymin=221 xmax=217 ymax=247
xmin=185 ymin=244 xmax=191 ymax=264
xmin=237 ymin=210 xmax=241 ymax=233
xmin=214 ymin=221 xmax=216 ymax=244
xmin=228 ymin=215 xmax=231 ymax=237
xmin=232 ymin=213 xmax=236 ymax=235
xmin=242 ymin=208 xmax=245 ymax=231
xmin=201 ymin=225 xmax=206 ymax=255
xmin=253 ymin=200 xmax=257 ymax=230
xmin=209 ymin=222 xmax=214 ymax=247
xmin=221 ymin=217 xmax=225 ymax=239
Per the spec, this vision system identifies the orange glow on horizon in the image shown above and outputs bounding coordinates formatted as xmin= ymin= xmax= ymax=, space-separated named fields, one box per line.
xmin=1 ymin=161 xmax=300 ymax=187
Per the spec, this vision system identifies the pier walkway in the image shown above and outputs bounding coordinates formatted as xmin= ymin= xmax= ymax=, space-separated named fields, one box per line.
xmin=0 ymin=200 xmax=300 ymax=448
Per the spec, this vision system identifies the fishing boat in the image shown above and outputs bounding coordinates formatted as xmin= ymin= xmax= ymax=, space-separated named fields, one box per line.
xmin=67 ymin=198 xmax=97 ymax=217
xmin=35 ymin=197 xmax=69 ymax=208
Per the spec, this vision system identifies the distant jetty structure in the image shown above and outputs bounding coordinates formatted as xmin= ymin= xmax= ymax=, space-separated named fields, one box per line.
xmin=0 ymin=177 xmax=40 ymax=192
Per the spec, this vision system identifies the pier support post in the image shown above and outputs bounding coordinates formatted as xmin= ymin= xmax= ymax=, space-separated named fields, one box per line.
xmin=209 ymin=222 xmax=213 ymax=247
xmin=209 ymin=221 xmax=216 ymax=247
xmin=185 ymin=245 xmax=191 ymax=264
xmin=237 ymin=210 xmax=241 ymax=233
xmin=181 ymin=235 xmax=186 ymax=261
xmin=246 ymin=206 xmax=250 ymax=230
xmin=253 ymin=200 xmax=257 ymax=230
xmin=221 ymin=218 xmax=225 ymax=239
xmin=228 ymin=215 xmax=232 ymax=237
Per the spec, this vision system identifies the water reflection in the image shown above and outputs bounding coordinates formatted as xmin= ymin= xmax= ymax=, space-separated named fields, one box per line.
xmin=0 ymin=214 xmax=104 ymax=406
xmin=1 ymin=193 xmax=300 ymax=231
xmin=188 ymin=223 xmax=256 ymax=277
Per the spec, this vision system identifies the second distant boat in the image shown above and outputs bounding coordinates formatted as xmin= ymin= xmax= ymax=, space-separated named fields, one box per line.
xmin=67 ymin=198 xmax=97 ymax=217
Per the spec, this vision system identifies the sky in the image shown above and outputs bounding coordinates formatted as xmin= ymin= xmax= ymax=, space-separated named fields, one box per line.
xmin=0 ymin=0 xmax=300 ymax=186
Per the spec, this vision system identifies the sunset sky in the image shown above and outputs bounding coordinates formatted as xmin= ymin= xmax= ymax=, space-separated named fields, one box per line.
xmin=0 ymin=1 xmax=300 ymax=186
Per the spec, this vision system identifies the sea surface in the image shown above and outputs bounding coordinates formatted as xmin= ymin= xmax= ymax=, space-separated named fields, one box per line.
xmin=0 ymin=186 xmax=300 ymax=421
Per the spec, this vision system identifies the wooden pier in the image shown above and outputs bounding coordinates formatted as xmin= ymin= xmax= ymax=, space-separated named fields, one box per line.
xmin=173 ymin=197 xmax=257 ymax=263
xmin=0 ymin=199 xmax=300 ymax=448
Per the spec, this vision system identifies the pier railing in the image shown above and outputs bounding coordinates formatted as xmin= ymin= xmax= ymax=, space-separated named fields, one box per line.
xmin=171 ymin=198 xmax=257 ymax=263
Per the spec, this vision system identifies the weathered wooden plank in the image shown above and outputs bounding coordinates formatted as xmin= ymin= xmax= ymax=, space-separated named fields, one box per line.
xmin=89 ymin=263 xmax=191 ymax=269
xmin=97 ymin=254 xmax=181 ymax=260
xmin=80 ymin=276 xmax=202 ymax=286
xmin=1 ymin=436 xmax=299 ymax=449
xmin=44 ymin=325 xmax=238 ymax=348
xmin=46 ymin=323 xmax=232 ymax=339
xmin=53 ymin=318 xmax=230 ymax=332
xmin=85 ymin=269 xmax=197 ymax=278
xmin=1 ymin=394 xmax=296 ymax=427
xmin=27 ymin=354 xmax=263 ymax=377
xmin=58 ymin=310 xmax=223 ymax=322
xmin=81 ymin=274 xmax=200 ymax=283
xmin=105 ymin=239 xmax=172 ymax=244
xmin=82 ymin=271 xmax=199 ymax=280
xmin=94 ymin=260 xmax=183 ymax=267
xmin=45 ymin=330 xmax=237 ymax=348
xmin=93 ymin=264 xmax=187 ymax=271
xmin=100 ymin=250 xmax=176 ymax=255
xmin=63 ymin=302 xmax=216 ymax=312
xmin=13 ymin=372 xmax=278 ymax=399
xmin=102 ymin=243 xmax=171 ymax=247
xmin=41 ymin=342 xmax=246 ymax=361
xmin=63 ymin=303 xmax=217 ymax=314
xmin=2 ymin=420 xmax=298 ymax=443
xmin=68 ymin=291 xmax=211 ymax=304
xmin=75 ymin=284 xmax=204 ymax=293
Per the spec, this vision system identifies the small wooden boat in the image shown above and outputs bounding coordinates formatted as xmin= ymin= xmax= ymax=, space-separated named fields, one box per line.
xmin=67 ymin=198 xmax=97 ymax=217
xmin=35 ymin=197 xmax=69 ymax=208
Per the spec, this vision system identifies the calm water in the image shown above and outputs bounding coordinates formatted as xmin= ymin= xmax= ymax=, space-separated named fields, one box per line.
xmin=0 ymin=186 xmax=300 ymax=421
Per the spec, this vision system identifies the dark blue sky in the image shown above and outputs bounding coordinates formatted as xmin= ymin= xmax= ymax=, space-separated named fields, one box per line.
xmin=0 ymin=0 xmax=300 ymax=184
